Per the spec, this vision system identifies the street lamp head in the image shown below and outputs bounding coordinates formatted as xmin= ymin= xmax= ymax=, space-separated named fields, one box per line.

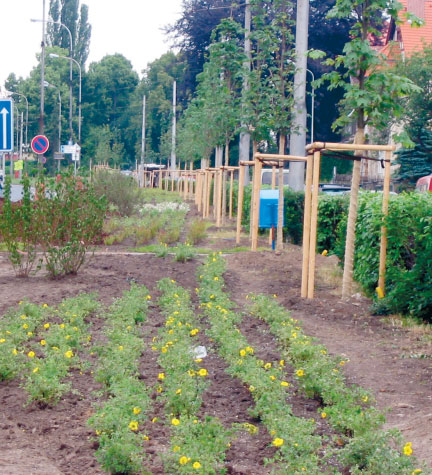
xmin=49 ymin=53 xmax=60 ymax=58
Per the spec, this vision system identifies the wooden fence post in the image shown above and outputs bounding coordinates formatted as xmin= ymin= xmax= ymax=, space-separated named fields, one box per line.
xmin=301 ymin=153 xmax=314 ymax=298
xmin=378 ymin=150 xmax=392 ymax=294
xmin=236 ymin=165 xmax=246 ymax=244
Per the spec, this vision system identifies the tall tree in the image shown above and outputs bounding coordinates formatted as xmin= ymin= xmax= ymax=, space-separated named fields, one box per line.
xmin=321 ymin=0 xmax=421 ymax=298
xmin=48 ymin=0 xmax=91 ymax=66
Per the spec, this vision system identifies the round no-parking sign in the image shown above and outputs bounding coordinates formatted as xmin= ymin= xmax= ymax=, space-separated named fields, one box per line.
xmin=31 ymin=135 xmax=50 ymax=155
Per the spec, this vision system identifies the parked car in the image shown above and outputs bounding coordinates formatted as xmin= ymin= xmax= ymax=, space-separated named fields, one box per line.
xmin=415 ymin=174 xmax=432 ymax=192
xmin=319 ymin=184 xmax=351 ymax=194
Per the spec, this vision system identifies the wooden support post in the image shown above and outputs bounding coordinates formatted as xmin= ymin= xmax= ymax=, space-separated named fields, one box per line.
xmin=269 ymin=166 xmax=276 ymax=245
xmin=171 ymin=172 xmax=174 ymax=192
xmin=212 ymin=171 xmax=218 ymax=220
xmin=307 ymin=150 xmax=321 ymax=299
xmin=236 ymin=165 xmax=246 ymax=244
xmin=159 ymin=170 xmax=163 ymax=189
xmin=202 ymin=171 xmax=208 ymax=218
xmin=216 ymin=168 xmax=223 ymax=227
xmin=251 ymin=159 xmax=262 ymax=251
xmin=301 ymin=153 xmax=314 ymax=298
xmin=378 ymin=150 xmax=392 ymax=294
xmin=206 ymin=172 xmax=212 ymax=218
xmin=229 ymin=170 xmax=234 ymax=219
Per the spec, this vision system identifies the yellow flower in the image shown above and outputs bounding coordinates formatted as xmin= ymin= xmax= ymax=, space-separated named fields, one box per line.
xmin=22 ymin=323 xmax=29 ymax=329
xmin=42 ymin=304 xmax=48 ymax=308
xmin=27 ymin=351 xmax=35 ymax=358
xmin=179 ymin=456 xmax=188 ymax=465
xmin=321 ymin=412 xmax=327 ymax=418
xmin=157 ymin=386 xmax=163 ymax=393
xmin=264 ymin=363 xmax=272 ymax=369
xmin=270 ymin=375 xmax=276 ymax=381
xmin=272 ymin=438 xmax=284 ymax=447
xmin=214 ymin=276 xmax=219 ymax=281
xmin=64 ymin=350 xmax=74 ymax=358
xmin=249 ymin=385 xmax=255 ymax=392
xmin=133 ymin=407 xmax=141 ymax=415
xmin=411 ymin=470 xmax=422 ymax=474
xmin=188 ymin=369 xmax=196 ymax=377
xmin=33 ymin=367 xmax=39 ymax=373
xmin=245 ymin=346 xmax=254 ymax=354
xmin=403 ymin=442 xmax=413 ymax=456
xmin=87 ymin=335 xmax=92 ymax=341
xmin=239 ymin=349 xmax=246 ymax=357
xmin=296 ymin=369 xmax=304 ymax=377
xmin=320 ymin=350 xmax=327 ymax=355
xmin=176 ymin=389 xmax=182 ymax=395
xmin=128 ymin=421 xmax=139 ymax=431
xmin=20 ymin=315 xmax=27 ymax=320
xmin=151 ymin=417 xmax=158 ymax=423
xmin=52 ymin=346 xmax=59 ymax=351
xmin=12 ymin=349 xmax=18 ymax=355
xmin=40 ymin=340 xmax=46 ymax=346
xmin=146 ymin=295 xmax=152 ymax=300
xmin=193 ymin=462 xmax=201 ymax=469
xmin=339 ymin=360 xmax=346 ymax=366
xmin=158 ymin=373 xmax=165 ymax=380
xmin=190 ymin=328 xmax=199 ymax=336
xmin=171 ymin=418 xmax=180 ymax=426
xmin=60 ymin=323 xmax=65 ymax=329
xmin=198 ymin=368 xmax=208 ymax=377
xmin=27 ymin=332 xmax=33 ymax=336
xmin=161 ymin=347 xmax=168 ymax=353
xmin=173 ymin=445 xmax=180 ymax=452
xmin=281 ymin=381 xmax=290 ymax=387
xmin=279 ymin=359 xmax=285 ymax=367
xmin=362 ymin=396 xmax=369 ymax=403
xmin=143 ymin=435 xmax=150 ymax=440
xmin=0 ymin=338 xmax=5 ymax=343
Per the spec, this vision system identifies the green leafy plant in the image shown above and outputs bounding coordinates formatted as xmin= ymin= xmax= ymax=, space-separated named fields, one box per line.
xmin=173 ymin=243 xmax=196 ymax=262
xmin=186 ymin=219 xmax=207 ymax=245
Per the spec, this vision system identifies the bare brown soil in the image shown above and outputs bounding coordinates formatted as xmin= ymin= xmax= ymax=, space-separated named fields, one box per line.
xmin=0 ymin=210 xmax=431 ymax=474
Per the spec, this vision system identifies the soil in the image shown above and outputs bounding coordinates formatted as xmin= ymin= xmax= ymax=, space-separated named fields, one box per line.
xmin=0 ymin=208 xmax=431 ymax=474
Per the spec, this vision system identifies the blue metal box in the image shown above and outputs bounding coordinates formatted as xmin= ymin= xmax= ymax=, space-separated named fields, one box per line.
xmin=259 ymin=189 xmax=283 ymax=228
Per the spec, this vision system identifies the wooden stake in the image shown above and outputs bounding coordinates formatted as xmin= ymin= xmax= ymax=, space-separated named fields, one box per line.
xmin=251 ymin=159 xmax=262 ymax=251
xmin=378 ymin=150 xmax=392 ymax=294
xmin=229 ymin=170 xmax=234 ymax=220
xmin=301 ymin=153 xmax=313 ymax=298
xmin=216 ymin=168 xmax=223 ymax=227
xmin=307 ymin=151 xmax=321 ymax=299
xmin=236 ymin=165 xmax=246 ymax=244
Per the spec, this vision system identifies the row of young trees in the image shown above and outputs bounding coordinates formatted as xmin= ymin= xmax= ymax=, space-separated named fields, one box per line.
xmin=4 ymin=0 xmax=432 ymax=184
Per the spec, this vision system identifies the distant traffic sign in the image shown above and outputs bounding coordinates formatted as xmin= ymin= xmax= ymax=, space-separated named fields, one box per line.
xmin=31 ymin=135 xmax=50 ymax=155
xmin=0 ymin=98 xmax=14 ymax=152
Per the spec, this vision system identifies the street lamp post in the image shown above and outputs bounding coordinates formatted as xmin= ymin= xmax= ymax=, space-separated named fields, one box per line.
xmin=6 ymin=91 xmax=28 ymax=150
xmin=44 ymin=81 xmax=62 ymax=170
xmin=49 ymin=53 xmax=81 ymax=144
xmin=31 ymin=18 xmax=73 ymax=142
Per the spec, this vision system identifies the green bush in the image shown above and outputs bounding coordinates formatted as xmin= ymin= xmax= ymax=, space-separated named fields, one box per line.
xmin=92 ymin=170 xmax=140 ymax=216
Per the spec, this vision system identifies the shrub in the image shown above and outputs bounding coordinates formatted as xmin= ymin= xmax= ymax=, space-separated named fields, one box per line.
xmin=92 ymin=170 xmax=139 ymax=216
xmin=186 ymin=219 xmax=207 ymax=244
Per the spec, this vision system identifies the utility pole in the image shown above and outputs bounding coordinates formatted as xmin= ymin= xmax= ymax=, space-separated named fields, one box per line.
xmin=239 ymin=0 xmax=251 ymax=184
xmin=39 ymin=0 xmax=46 ymax=134
xmin=170 ymin=81 xmax=176 ymax=172
xmin=288 ymin=0 xmax=310 ymax=191
xmin=141 ymin=96 xmax=146 ymax=165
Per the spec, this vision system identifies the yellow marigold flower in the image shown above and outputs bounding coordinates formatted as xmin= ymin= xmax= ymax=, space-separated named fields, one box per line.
xmin=239 ymin=349 xmax=246 ymax=357
xmin=320 ymin=350 xmax=327 ymax=355
xmin=198 ymin=368 xmax=208 ymax=377
xmin=73 ymin=326 xmax=78 ymax=331
xmin=52 ymin=346 xmax=59 ymax=351
xmin=246 ymin=346 xmax=254 ymax=354
xmin=158 ymin=373 xmax=165 ymax=380
xmin=249 ymin=385 xmax=255 ymax=392
xmin=60 ymin=323 xmax=65 ymax=329
xmin=95 ymin=430 xmax=101 ymax=435
xmin=339 ymin=360 xmax=345 ymax=366
xmin=193 ymin=419 xmax=198 ymax=424
xmin=157 ymin=386 xmax=163 ymax=393
xmin=270 ymin=375 xmax=276 ymax=381
xmin=193 ymin=462 xmax=201 ymax=469
xmin=12 ymin=348 xmax=18 ymax=355
xmin=173 ymin=445 xmax=180 ymax=452
xmin=64 ymin=350 xmax=74 ymax=359
xmin=281 ymin=381 xmax=290 ymax=387
xmin=321 ymin=412 xmax=327 ymax=418
xmin=190 ymin=328 xmax=199 ymax=336
xmin=195 ymin=358 xmax=202 ymax=363
xmin=126 ymin=325 xmax=132 ymax=331
xmin=171 ymin=279 xmax=176 ymax=283
xmin=279 ymin=360 xmax=285 ymax=367
xmin=22 ymin=323 xmax=29 ymax=329
xmin=179 ymin=456 xmax=188 ymax=465
xmin=272 ymin=438 xmax=284 ymax=447
xmin=128 ymin=421 xmax=139 ymax=431
xmin=27 ymin=332 xmax=33 ymax=336
xmin=412 ymin=470 xmax=422 ymax=474
xmin=214 ymin=276 xmax=219 ymax=281
xmin=171 ymin=418 xmax=180 ymax=426
xmin=146 ymin=295 xmax=152 ymax=300
xmin=403 ymin=442 xmax=413 ymax=456
xmin=133 ymin=407 xmax=141 ymax=415
xmin=296 ymin=369 xmax=304 ymax=377
xmin=65 ymin=335 xmax=71 ymax=340
xmin=362 ymin=396 xmax=369 ymax=403
xmin=27 ymin=351 xmax=35 ymax=358
xmin=188 ymin=369 xmax=196 ymax=377
xmin=42 ymin=304 xmax=48 ymax=308
xmin=5 ymin=330 xmax=11 ymax=334
xmin=0 ymin=338 xmax=5 ymax=343
xmin=20 ymin=315 xmax=27 ymax=320
xmin=151 ymin=417 xmax=158 ymax=423
xmin=40 ymin=340 xmax=46 ymax=346
xmin=161 ymin=347 xmax=168 ymax=353
xmin=33 ymin=367 xmax=39 ymax=373
xmin=264 ymin=363 xmax=272 ymax=369
xmin=176 ymin=389 xmax=182 ymax=395
xmin=87 ymin=335 xmax=92 ymax=342
xmin=151 ymin=346 xmax=158 ymax=351
xmin=143 ymin=435 xmax=150 ymax=440
xmin=209 ymin=294 xmax=215 ymax=299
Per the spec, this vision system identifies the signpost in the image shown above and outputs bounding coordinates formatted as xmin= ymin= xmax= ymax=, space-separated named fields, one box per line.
xmin=0 ymin=98 xmax=14 ymax=152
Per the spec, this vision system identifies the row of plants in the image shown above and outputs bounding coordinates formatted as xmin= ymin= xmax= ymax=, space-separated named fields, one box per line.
xmin=248 ymin=294 xmax=426 ymax=474
xmin=88 ymin=284 xmax=153 ymax=474
xmin=156 ymin=278 xmax=231 ymax=473
xmin=0 ymin=173 xmax=107 ymax=278
xmin=198 ymin=253 xmax=428 ymax=474
xmin=197 ymin=253 xmax=324 ymax=474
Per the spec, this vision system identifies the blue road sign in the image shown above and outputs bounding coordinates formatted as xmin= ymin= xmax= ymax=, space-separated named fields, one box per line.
xmin=0 ymin=98 xmax=14 ymax=152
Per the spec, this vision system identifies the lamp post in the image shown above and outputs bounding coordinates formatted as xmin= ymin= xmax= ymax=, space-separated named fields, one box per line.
xmin=44 ymin=81 xmax=62 ymax=170
xmin=6 ymin=91 xmax=28 ymax=150
xmin=31 ymin=18 xmax=73 ymax=142
xmin=49 ymin=54 xmax=81 ymax=144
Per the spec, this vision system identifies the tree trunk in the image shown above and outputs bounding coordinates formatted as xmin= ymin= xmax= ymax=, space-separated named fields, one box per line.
xmin=342 ymin=128 xmax=365 ymax=299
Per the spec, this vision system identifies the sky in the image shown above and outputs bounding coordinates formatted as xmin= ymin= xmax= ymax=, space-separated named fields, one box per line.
xmin=1 ymin=0 xmax=183 ymax=90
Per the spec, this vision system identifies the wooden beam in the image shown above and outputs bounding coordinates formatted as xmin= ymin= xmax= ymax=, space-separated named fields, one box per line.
xmin=306 ymin=142 xmax=396 ymax=152
xmin=301 ymin=154 xmax=313 ymax=298
xmin=378 ymin=150 xmax=392 ymax=294
xmin=307 ymin=151 xmax=321 ymax=299
xmin=251 ymin=159 xmax=263 ymax=251
xmin=236 ymin=165 xmax=246 ymax=244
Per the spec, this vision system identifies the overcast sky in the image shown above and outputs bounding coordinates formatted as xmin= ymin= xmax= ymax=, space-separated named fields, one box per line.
xmin=1 ymin=0 xmax=183 ymax=89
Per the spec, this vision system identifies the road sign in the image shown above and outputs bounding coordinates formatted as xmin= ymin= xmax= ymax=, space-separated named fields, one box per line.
xmin=54 ymin=152 xmax=65 ymax=160
xmin=31 ymin=135 xmax=50 ymax=155
xmin=0 ymin=99 xmax=14 ymax=152
xmin=38 ymin=156 xmax=47 ymax=164
xmin=61 ymin=144 xmax=75 ymax=154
